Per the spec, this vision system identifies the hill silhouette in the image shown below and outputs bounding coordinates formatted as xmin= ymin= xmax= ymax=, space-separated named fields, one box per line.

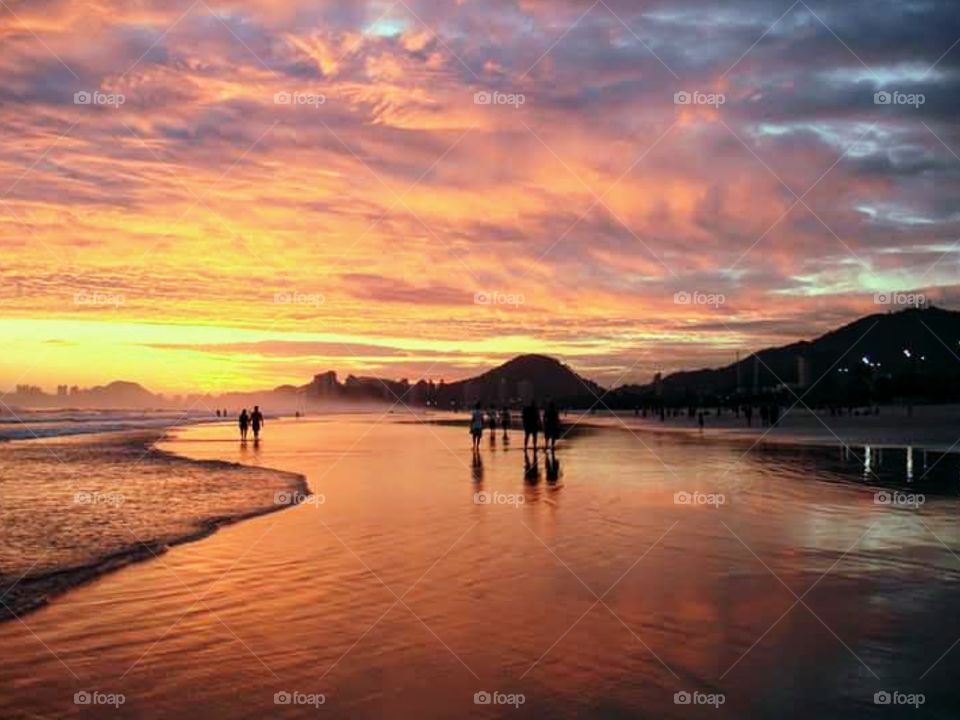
xmin=613 ymin=306 xmax=960 ymax=406
xmin=435 ymin=354 xmax=603 ymax=407
xmin=7 ymin=307 xmax=960 ymax=410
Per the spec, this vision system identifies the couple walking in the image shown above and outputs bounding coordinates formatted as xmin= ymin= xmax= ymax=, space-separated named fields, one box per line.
xmin=522 ymin=400 xmax=561 ymax=451
xmin=238 ymin=406 xmax=264 ymax=441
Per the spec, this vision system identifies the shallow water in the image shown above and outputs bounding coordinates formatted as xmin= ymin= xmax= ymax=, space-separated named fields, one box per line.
xmin=0 ymin=408 xmax=215 ymax=440
xmin=0 ymin=414 xmax=958 ymax=719
xmin=0 ymin=430 xmax=306 ymax=617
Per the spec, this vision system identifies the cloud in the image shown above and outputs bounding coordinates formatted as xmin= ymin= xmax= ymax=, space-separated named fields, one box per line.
xmin=1 ymin=0 xmax=959 ymax=390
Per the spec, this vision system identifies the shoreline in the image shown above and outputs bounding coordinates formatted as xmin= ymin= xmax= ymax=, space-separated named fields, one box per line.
xmin=0 ymin=428 xmax=309 ymax=622
xmin=424 ymin=404 xmax=960 ymax=453
xmin=570 ymin=404 xmax=960 ymax=453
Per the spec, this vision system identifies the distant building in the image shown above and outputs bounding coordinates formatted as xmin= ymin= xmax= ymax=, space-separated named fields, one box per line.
xmin=797 ymin=355 xmax=809 ymax=389
xmin=464 ymin=380 xmax=480 ymax=405
xmin=409 ymin=380 xmax=430 ymax=405
xmin=498 ymin=377 xmax=509 ymax=404
xmin=307 ymin=371 xmax=338 ymax=398
xmin=517 ymin=380 xmax=534 ymax=404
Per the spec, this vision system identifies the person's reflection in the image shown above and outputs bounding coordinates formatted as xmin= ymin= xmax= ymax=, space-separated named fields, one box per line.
xmin=524 ymin=448 xmax=540 ymax=485
xmin=472 ymin=447 xmax=484 ymax=483
xmin=545 ymin=450 xmax=560 ymax=483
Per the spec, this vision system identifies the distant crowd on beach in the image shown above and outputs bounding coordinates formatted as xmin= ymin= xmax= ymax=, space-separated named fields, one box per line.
xmin=469 ymin=400 xmax=562 ymax=452
xmin=634 ymin=402 xmax=788 ymax=430
xmin=634 ymin=400 xmax=892 ymax=430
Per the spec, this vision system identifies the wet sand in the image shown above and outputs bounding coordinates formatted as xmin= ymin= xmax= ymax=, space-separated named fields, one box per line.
xmin=1 ymin=414 xmax=959 ymax=719
xmin=587 ymin=403 xmax=960 ymax=452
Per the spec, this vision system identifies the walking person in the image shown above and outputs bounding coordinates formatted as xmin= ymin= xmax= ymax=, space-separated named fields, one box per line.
xmin=500 ymin=406 xmax=511 ymax=440
xmin=543 ymin=401 xmax=561 ymax=451
xmin=470 ymin=402 xmax=484 ymax=451
xmin=522 ymin=400 xmax=541 ymax=451
xmin=251 ymin=405 xmax=264 ymax=441
xmin=238 ymin=408 xmax=249 ymax=441
xmin=487 ymin=405 xmax=497 ymax=446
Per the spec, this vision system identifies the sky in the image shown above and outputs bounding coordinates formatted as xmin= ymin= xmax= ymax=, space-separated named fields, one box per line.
xmin=1 ymin=0 xmax=958 ymax=393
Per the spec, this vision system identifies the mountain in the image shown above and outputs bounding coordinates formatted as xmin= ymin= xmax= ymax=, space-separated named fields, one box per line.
xmin=7 ymin=307 xmax=959 ymax=411
xmin=298 ymin=354 xmax=604 ymax=408
xmin=434 ymin=354 xmax=604 ymax=407
xmin=81 ymin=381 xmax=160 ymax=407
xmin=611 ymin=306 xmax=960 ymax=406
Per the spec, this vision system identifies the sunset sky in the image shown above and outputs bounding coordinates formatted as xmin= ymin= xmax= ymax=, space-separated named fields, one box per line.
xmin=1 ymin=0 xmax=958 ymax=393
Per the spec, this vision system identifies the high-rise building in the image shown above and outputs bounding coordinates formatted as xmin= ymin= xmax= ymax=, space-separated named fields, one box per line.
xmin=797 ymin=355 xmax=809 ymax=389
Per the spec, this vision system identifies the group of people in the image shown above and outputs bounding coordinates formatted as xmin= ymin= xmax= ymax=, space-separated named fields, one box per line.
xmin=470 ymin=400 xmax=562 ymax=451
xmin=237 ymin=406 xmax=264 ymax=442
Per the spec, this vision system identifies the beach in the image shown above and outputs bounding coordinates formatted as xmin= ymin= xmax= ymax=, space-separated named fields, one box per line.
xmin=0 ymin=428 xmax=306 ymax=619
xmin=1 ymin=414 xmax=959 ymax=718
xmin=587 ymin=403 xmax=960 ymax=452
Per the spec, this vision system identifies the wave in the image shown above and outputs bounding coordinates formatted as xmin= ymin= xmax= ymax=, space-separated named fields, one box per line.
xmin=0 ymin=430 xmax=309 ymax=621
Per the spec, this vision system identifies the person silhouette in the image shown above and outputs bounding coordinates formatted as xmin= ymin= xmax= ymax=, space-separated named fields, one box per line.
xmin=500 ymin=406 xmax=511 ymax=440
xmin=251 ymin=406 xmax=264 ymax=441
xmin=239 ymin=408 xmax=249 ymax=441
xmin=543 ymin=401 xmax=561 ymax=451
xmin=522 ymin=400 xmax=541 ymax=451
xmin=469 ymin=402 xmax=484 ymax=451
